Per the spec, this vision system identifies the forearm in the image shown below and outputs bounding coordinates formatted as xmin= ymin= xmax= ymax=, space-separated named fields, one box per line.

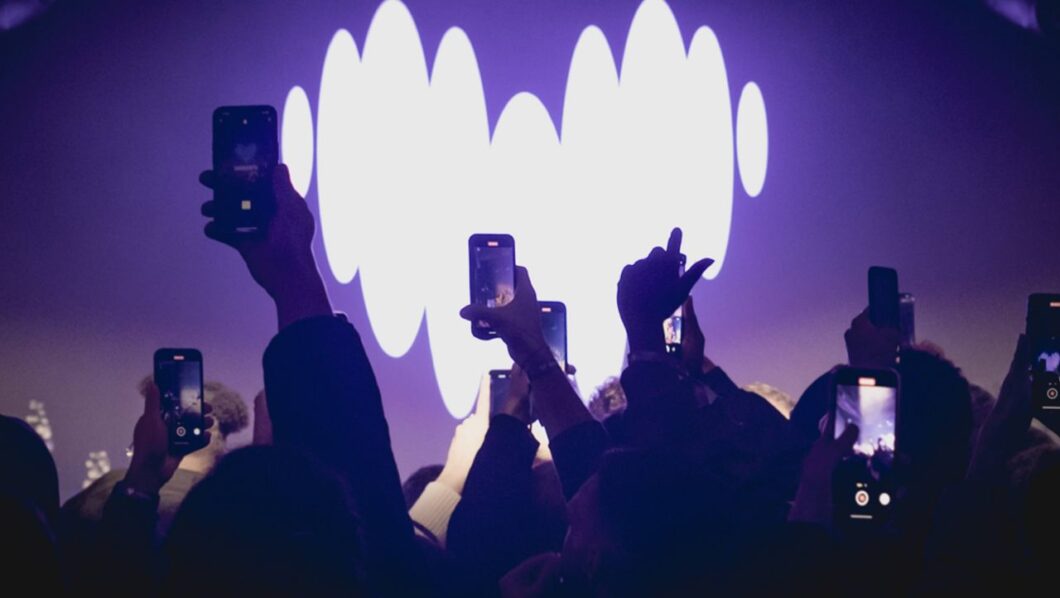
xmin=270 ymin=258 xmax=332 ymax=331
xmin=518 ymin=345 xmax=593 ymax=440
xmin=262 ymin=315 xmax=423 ymax=593
xmin=448 ymin=415 xmax=540 ymax=589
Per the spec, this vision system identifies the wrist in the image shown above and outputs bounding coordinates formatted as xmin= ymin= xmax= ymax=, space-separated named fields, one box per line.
xmin=436 ymin=467 xmax=466 ymax=495
xmin=273 ymin=270 xmax=332 ymax=330
xmin=626 ymin=324 xmax=666 ymax=354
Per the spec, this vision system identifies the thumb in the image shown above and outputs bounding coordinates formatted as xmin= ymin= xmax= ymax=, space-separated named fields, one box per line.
xmin=831 ymin=424 xmax=858 ymax=459
xmin=460 ymin=304 xmax=495 ymax=325
xmin=144 ymin=383 xmax=161 ymax=417
xmin=677 ymin=257 xmax=714 ymax=299
xmin=273 ymin=163 xmax=300 ymax=203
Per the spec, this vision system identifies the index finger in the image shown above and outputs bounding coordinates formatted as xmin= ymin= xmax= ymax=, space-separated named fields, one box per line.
xmin=666 ymin=227 xmax=683 ymax=256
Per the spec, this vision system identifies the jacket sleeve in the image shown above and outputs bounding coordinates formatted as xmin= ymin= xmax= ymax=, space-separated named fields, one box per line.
xmin=447 ymin=414 xmax=540 ymax=594
xmin=262 ymin=314 xmax=427 ymax=596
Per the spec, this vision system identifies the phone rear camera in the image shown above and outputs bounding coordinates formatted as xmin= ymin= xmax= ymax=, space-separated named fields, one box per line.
xmin=1048 ymin=387 xmax=1059 ymax=401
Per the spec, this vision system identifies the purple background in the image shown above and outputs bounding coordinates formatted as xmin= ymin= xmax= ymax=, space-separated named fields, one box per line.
xmin=1 ymin=0 xmax=1058 ymax=500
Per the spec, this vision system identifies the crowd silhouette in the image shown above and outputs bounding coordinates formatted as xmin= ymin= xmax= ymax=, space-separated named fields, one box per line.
xmin=1 ymin=164 xmax=1058 ymax=596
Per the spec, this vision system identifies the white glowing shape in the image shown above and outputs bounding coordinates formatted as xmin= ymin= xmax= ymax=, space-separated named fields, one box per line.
xmin=300 ymin=0 xmax=766 ymax=417
xmin=736 ymin=81 xmax=768 ymax=197
xmin=281 ymin=86 xmax=314 ymax=197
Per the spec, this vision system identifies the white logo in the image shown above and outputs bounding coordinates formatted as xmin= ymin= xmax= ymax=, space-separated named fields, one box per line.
xmin=281 ymin=0 xmax=768 ymax=417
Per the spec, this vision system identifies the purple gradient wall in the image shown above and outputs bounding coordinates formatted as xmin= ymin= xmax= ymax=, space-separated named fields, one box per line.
xmin=1 ymin=0 xmax=1058 ymax=500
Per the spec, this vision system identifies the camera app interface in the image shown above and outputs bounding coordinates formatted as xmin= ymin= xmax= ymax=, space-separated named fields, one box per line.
xmin=156 ymin=357 xmax=204 ymax=442
xmin=1033 ymin=336 xmax=1060 ymax=408
xmin=541 ymin=307 xmax=567 ymax=369
xmin=473 ymin=245 xmax=515 ymax=309
xmin=836 ymin=382 xmax=896 ymax=479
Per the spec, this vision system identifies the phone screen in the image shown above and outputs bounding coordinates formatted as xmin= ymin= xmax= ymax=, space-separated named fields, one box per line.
xmin=489 ymin=369 xmax=512 ymax=416
xmin=469 ymin=235 xmax=515 ymax=338
xmin=835 ymin=383 xmax=897 ymax=463
xmin=664 ymin=257 xmax=686 ymax=354
xmin=540 ymin=303 xmax=567 ymax=370
xmin=212 ymin=106 xmax=278 ymax=232
xmin=834 ymin=370 xmax=898 ymax=521
xmin=154 ymin=350 xmax=205 ymax=450
xmin=1032 ymin=336 xmax=1060 ymax=409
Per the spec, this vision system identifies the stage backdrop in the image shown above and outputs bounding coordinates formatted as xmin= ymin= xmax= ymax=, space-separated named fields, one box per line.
xmin=1 ymin=0 xmax=1058 ymax=500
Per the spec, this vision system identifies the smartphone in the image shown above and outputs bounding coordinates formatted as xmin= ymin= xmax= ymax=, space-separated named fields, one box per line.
xmin=1027 ymin=294 xmax=1060 ymax=412
xmin=664 ymin=256 xmax=687 ymax=355
xmin=899 ymin=292 xmax=916 ymax=347
xmin=830 ymin=366 xmax=900 ymax=523
xmin=468 ymin=234 xmax=516 ymax=340
xmin=212 ymin=105 xmax=278 ymax=234
xmin=153 ymin=349 xmax=207 ymax=453
xmin=540 ymin=301 xmax=568 ymax=370
xmin=868 ymin=267 xmax=900 ymax=330
xmin=489 ymin=369 xmax=512 ymax=416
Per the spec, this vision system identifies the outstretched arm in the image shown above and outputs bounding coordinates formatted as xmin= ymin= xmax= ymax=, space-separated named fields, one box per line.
xmin=201 ymin=165 xmax=425 ymax=595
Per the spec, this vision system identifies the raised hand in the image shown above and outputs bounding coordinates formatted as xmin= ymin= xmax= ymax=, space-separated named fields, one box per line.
xmin=789 ymin=422 xmax=858 ymax=526
xmin=459 ymin=267 xmax=551 ymax=368
xmin=618 ymin=227 xmax=713 ymax=354
xmin=968 ymin=335 xmax=1033 ymax=481
xmin=499 ymin=363 xmax=533 ymax=425
xmin=844 ymin=309 xmax=901 ymax=369
xmin=436 ymin=374 xmax=492 ymax=495
xmin=124 ymin=383 xmax=214 ymax=494
xmin=200 ymin=165 xmax=331 ymax=329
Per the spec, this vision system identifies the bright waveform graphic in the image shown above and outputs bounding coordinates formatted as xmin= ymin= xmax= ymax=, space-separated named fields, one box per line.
xmin=282 ymin=0 xmax=769 ymax=417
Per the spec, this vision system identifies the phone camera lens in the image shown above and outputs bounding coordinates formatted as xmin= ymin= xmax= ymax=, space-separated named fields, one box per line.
xmin=1047 ymin=387 xmax=1059 ymax=401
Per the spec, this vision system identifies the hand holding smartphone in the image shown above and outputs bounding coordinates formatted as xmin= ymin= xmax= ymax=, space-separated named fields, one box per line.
xmin=212 ymin=105 xmax=278 ymax=234
xmin=1027 ymin=294 xmax=1060 ymax=413
xmin=153 ymin=349 xmax=207 ymax=453
xmin=830 ymin=366 xmax=900 ymax=523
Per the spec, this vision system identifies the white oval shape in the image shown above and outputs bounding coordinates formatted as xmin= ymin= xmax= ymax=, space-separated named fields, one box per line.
xmin=736 ymin=81 xmax=768 ymax=198
xmin=281 ymin=86 xmax=314 ymax=197
xmin=316 ymin=29 xmax=362 ymax=284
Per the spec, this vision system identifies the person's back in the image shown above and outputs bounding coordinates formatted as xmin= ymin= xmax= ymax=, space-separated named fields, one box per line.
xmin=164 ymin=445 xmax=361 ymax=596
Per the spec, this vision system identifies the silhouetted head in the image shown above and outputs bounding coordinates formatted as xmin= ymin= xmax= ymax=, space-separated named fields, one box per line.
xmin=0 ymin=415 xmax=59 ymax=523
xmin=165 ymin=445 xmax=360 ymax=595
xmin=402 ymin=464 xmax=443 ymax=508
xmin=0 ymin=415 xmax=63 ymax=591
xmin=561 ymin=449 xmax=735 ymax=596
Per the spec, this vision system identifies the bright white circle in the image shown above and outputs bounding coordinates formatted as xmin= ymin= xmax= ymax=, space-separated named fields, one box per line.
xmin=736 ymin=81 xmax=767 ymax=197
xmin=281 ymin=85 xmax=314 ymax=197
